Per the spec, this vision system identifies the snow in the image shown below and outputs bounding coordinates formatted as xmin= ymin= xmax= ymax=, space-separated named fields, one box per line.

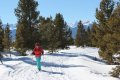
xmin=0 ymin=46 xmax=119 ymax=80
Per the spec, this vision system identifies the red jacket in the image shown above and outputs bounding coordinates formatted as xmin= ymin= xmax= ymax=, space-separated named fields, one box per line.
xmin=33 ymin=46 xmax=44 ymax=57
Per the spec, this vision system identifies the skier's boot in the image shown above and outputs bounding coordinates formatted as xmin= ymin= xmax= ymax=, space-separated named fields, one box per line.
xmin=38 ymin=68 xmax=41 ymax=71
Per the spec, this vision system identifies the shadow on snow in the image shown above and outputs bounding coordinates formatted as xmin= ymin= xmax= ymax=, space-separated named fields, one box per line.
xmin=1 ymin=56 xmax=86 ymax=69
xmin=46 ymin=52 xmax=105 ymax=64
xmin=41 ymin=70 xmax=64 ymax=75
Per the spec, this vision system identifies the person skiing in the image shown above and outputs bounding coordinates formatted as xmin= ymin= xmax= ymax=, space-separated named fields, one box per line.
xmin=32 ymin=42 xmax=44 ymax=71
xmin=0 ymin=53 xmax=3 ymax=64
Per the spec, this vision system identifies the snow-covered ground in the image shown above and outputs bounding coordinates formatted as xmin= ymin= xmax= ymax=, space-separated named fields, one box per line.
xmin=0 ymin=46 xmax=119 ymax=80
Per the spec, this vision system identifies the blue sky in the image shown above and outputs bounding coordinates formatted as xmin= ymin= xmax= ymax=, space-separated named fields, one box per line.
xmin=0 ymin=0 xmax=101 ymax=24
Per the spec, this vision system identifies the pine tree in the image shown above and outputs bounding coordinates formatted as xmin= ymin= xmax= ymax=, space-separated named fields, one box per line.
xmin=75 ymin=20 xmax=85 ymax=47
xmin=15 ymin=24 xmax=26 ymax=55
xmin=32 ymin=27 xmax=41 ymax=45
xmin=96 ymin=0 xmax=115 ymax=64
xmin=47 ymin=18 xmax=59 ymax=53
xmin=54 ymin=13 xmax=70 ymax=49
xmin=86 ymin=26 xmax=92 ymax=46
xmin=65 ymin=26 xmax=74 ymax=47
xmin=38 ymin=17 xmax=52 ymax=49
xmin=62 ymin=22 xmax=73 ymax=48
xmin=109 ymin=2 xmax=120 ymax=77
xmin=15 ymin=0 xmax=40 ymax=54
xmin=54 ymin=13 xmax=64 ymax=49
xmin=88 ymin=27 xmax=92 ymax=46
xmin=0 ymin=19 xmax=4 ymax=64
xmin=91 ymin=22 xmax=99 ymax=47
xmin=107 ymin=2 xmax=120 ymax=60
xmin=3 ymin=23 xmax=12 ymax=57
xmin=0 ymin=19 xmax=4 ymax=52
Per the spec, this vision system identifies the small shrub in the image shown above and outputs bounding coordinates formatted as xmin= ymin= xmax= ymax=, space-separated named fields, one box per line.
xmin=110 ymin=66 xmax=120 ymax=78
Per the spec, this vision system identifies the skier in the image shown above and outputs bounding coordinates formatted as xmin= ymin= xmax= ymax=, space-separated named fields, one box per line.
xmin=32 ymin=42 xmax=44 ymax=71
xmin=0 ymin=52 xmax=3 ymax=64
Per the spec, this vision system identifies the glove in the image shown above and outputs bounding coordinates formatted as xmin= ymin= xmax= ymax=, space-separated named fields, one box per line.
xmin=41 ymin=51 xmax=44 ymax=55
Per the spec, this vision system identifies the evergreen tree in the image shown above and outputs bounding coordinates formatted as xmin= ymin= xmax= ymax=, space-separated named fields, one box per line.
xmin=75 ymin=20 xmax=85 ymax=47
xmin=109 ymin=2 xmax=120 ymax=77
xmin=0 ymin=19 xmax=4 ymax=52
xmin=86 ymin=26 xmax=92 ymax=46
xmin=0 ymin=19 xmax=4 ymax=64
xmin=107 ymin=2 xmax=120 ymax=60
xmin=91 ymin=22 xmax=99 ymax=47
xmin=54 ymin=13 xmax=71 ymax=49
xmin=32 ymin=27 xmax=41 ymax=45
xmin=88 ymin=27 xmax=92 ymax=46
xmin=54 ymin=13 xmax=64 ymax=49
xmin=62 ymin=22 xmax=73 ymax=48
xmin=47 ymin=18 xmax=59 ymax=53
xmin=15 ymin=0 xmax=40 ymax=54
xmin=3 ymin=23 xmax=12 ymax=56
xmin=38 ymin=17 xmax=52 ymax=49
xmin=65 ymin=26 xmax=74 ymax=47
xmin=96 ymin=0 xmax=115 ymax=64
xmin=15 ymin=24 xmax=26 ymax=55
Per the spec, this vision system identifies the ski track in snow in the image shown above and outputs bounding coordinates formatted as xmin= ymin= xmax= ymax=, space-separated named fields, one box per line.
xmin=0 ymin=46 xmax=119 ymax=80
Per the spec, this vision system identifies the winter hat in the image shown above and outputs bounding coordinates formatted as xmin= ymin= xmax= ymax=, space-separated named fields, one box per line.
xmin=35 ymin=42 xmax=40 ymax=46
